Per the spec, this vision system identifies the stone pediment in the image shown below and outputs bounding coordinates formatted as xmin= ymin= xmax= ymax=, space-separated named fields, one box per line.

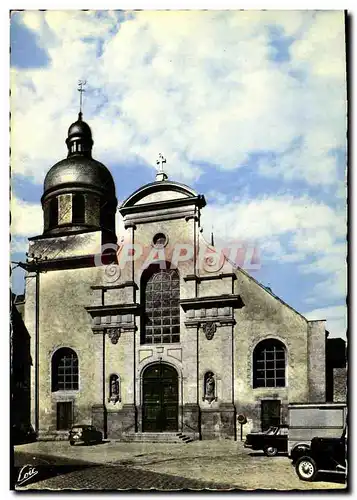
xmin=119 ymin=181 xmax=206 ymax=227
xmin=120 ymin=180 xmax=204 ymax=208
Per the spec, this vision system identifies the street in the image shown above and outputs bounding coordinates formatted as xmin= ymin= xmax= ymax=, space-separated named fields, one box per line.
xmin=13 ymin=440 xmax=346 ymax=491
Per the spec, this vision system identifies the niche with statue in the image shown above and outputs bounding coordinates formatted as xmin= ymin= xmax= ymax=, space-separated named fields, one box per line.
xmin=108 ymin=374 xmax=121 ymax=404
xmin=203 ymin=371 xmax=217 ymax=403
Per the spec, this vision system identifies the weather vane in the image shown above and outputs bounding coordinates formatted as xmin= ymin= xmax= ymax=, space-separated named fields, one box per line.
xmin=77 ymin=80 xmax=87 ymax=117
xmin=156 ymin=153 xmax=166 ymax=173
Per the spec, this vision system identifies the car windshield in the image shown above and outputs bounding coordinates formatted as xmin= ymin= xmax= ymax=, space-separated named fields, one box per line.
xmin=265 ymin=427 xmax=277 ymax=435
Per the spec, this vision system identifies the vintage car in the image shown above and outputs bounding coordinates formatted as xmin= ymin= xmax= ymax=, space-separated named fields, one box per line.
xmin=68 ymin=424 xmax=103 ymax=446
xmin=12 ymin=423 xmax=37 ymax=445
xmin=295 ymin=436 xmax=346 ymax=481
xmin=244 ymin=425 xmax=289 ymax=456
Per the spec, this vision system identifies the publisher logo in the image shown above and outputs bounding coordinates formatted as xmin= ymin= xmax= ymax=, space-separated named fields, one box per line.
xmin=16 ymin=465 xmax=38 ymax=487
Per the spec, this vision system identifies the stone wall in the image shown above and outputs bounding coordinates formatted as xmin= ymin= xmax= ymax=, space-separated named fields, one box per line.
xmin=333 ymin=367 xmax=347 ymax=402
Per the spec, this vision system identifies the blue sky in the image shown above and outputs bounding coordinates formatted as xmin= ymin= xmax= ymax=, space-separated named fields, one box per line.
xmin=10 ymin=10 xmax=347 ymax=338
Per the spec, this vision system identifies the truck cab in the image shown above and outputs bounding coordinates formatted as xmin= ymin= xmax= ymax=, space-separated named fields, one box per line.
xmin=295 ymin=435 xmax=346 ymax=481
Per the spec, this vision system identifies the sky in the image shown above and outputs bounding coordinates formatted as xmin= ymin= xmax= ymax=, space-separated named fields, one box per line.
xmin=9 ymin=9 xmax=347 ymax=339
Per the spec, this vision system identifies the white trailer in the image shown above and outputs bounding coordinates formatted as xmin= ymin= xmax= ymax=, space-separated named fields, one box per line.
xmin=288 ymin=402 xmax=346 ymax=459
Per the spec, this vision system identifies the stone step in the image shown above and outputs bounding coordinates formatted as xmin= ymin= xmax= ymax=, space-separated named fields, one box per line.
xmin=37 ymin=430 xmax=69 ymax=441
xmin=37 ymin=431 xmax=197 ymax=443
xmin=121 ymin=432 xmax=196 ymax=443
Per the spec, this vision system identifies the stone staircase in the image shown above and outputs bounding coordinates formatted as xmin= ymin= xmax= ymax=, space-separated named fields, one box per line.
xmin=37 ymin=430 xmax=197 ymax=443
xmin=121 ymin=432 xmax=197 ymax=443
xmin=37 ymin=430 xmax=69 ymax=441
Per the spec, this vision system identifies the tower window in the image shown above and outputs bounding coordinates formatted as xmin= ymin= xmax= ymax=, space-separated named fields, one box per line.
xmin=72 ymin=194 xmax=85 ymax=224
xmin=49 ymin=197 xmax=58 ymax=228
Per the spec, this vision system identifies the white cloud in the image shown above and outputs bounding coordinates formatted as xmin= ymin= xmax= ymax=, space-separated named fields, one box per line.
xmin=304 ymin=305 xmax=347 ymax=339
xmin=201 ymin=194 xmax=346 ymax=304
xmin=11 ymin=236 xmax=29 ymax=254
xmin=11 ymin=196 xmax=43 ymax=237
xmin=202 ymin=195 xmax=345 ymax=243
xmin=10 ymin=10 xmax=346 ymax=187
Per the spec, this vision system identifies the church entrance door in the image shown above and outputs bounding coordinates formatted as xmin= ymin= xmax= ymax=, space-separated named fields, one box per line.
xmin=142 ymin=363 xmax=178 ymax=432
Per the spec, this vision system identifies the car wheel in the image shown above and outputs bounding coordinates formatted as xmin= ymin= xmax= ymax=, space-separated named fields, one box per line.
xmin=69 ymin=441 xmax=75 ymax=446
xmin=296 ymin=456 xmax=318 ymax=481
xmin=264 ymin=445 xmax=278 ymax=457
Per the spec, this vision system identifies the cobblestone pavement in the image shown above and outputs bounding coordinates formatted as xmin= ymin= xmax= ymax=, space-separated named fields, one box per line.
xmin=14 ymin=440 xmax=347 ymax=491
xmin=16 ymin=464 xmax=233 ymax=491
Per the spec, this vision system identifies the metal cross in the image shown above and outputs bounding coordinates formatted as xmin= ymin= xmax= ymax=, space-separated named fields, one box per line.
xmin=77 ymin=80 xmax=87 ymax=114
xmin=156 ymin=153 xmax=167 ymax=173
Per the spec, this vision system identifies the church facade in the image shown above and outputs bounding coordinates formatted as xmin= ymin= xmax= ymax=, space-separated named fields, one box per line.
xmin=25 ymin=113 xmax=327 ymax=441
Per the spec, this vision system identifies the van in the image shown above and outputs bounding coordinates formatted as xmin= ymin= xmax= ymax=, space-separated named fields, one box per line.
xmin=288 ymin=402 xmax=346 ymax=462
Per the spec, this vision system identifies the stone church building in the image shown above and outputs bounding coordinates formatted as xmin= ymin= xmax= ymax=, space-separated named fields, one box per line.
xmin=24 ymin=113 xmax=328 ymax=441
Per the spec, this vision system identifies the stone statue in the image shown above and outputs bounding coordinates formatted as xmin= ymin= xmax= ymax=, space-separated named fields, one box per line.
xmin=109 ymin=375 xmax=120 ymax=403
xmin=204 ymin=372 xmax=215 ymax=403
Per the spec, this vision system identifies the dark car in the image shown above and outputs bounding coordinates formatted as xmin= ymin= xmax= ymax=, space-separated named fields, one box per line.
xmin=12 ymin=423 xmax=37 ymax=445
xmin=244 ymin=425 xmax=289 ymax=456
xmin=68 ymin=425 xmax=103 ymax=446
xmin=295 ymin=436 xmax=346 ymax=481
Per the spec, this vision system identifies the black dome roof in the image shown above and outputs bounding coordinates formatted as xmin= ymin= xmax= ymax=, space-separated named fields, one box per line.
xmin=42 ymin=113 xmax=116 ymax=198
xmin=44 ymin=156 xmax=116 ymax=195
xmin=67 ymin=118 xmax=92 ymax=139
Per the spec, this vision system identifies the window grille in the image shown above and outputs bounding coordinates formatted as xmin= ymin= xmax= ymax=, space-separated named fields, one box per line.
xmin=253 ymin=339 xmax=286 ymax=388
xmin=52 ymin=348 xmax=79 ymax=391
xmin=142 ymin=268 xmax=180 ymax=344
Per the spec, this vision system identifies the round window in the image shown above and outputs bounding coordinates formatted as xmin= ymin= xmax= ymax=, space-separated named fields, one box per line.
xmin=152 ymin=233 xmax=167 ymax=248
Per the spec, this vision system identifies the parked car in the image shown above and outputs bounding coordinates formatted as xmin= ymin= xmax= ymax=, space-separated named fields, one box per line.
xmin=12 ymin=423 xmax=37 ymax=445
xmin=68 ymin=425 xmax=102 ymax=446
xmin=244 ymin=425 xmax=289 ymax=456
xmin=295 ymin=436 xmax=346 ymax=482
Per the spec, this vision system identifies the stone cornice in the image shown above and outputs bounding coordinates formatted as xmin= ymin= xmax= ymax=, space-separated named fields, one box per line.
xmin=185 ymin=317 xmax=235 ymax=328
xmin=85 ymin=303 xmax=141 ymax=315
xmin=120 ymin=195 xmax=205 ymax=217
xmin=91 ymin=281 xmax=137 ymax=291
xmin=180 ymin=294 xmax=243 ymax=311
xmin=120 ymin=180 xmax=205 ymax=208
xmin=183 ymin=273 xmax=237 ymax=282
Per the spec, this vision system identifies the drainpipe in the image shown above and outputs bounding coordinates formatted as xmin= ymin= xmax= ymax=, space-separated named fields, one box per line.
xmin=34 ymin=268 xmax=39 ymax=434
xmin=197 ymin=324 xmax=201 ymax=440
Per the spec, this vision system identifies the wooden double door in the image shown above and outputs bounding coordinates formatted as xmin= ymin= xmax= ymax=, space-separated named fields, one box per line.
xmin=142 ymin=364 xmax=178 ymax=432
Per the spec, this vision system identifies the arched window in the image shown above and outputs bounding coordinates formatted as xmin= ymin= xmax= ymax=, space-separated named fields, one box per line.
xmin=52 ymin=348 xmax=79 ymax=391
xmin=72 ymin=194 xmax=85 ymax=224
xmin=142 ymin=267 xmax=180 ymax=344
xmin=49 ymin=197 xmax=58 ymax=228
xmin=253 ymin=339 xmax=286 ymax=388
